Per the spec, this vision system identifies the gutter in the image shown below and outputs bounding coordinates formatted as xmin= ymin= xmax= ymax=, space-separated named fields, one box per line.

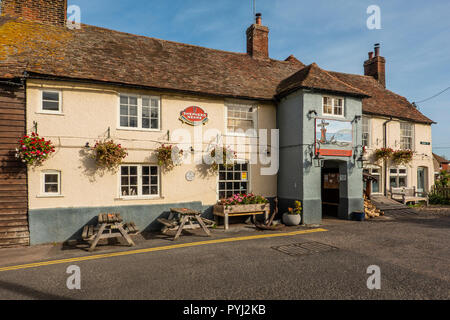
xmin=383 ymin=117 xmax=393 ymax=196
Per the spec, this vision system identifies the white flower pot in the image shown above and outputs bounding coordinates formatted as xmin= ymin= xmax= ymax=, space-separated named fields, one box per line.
xmin=282 ymin=213 xmax=302 ymax=226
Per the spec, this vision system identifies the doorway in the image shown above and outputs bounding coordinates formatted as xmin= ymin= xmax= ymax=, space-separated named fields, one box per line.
xmin=417 ymin=167 xmax=427 ymax=195
xmin=321 ymin=166 xmax=340 ymax=217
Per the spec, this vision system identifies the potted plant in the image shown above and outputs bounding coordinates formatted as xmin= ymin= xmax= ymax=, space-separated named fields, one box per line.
xmin=214 ymin=193 xmax=270 ymax=219
xmin=282 ymin=200 xmax=302 ymax=226
xmin=92 ymin=140 xmax=127 ymax=170
xmin=15 ymin=132 xmax=55 ymax=166
xmin=374 ymin=147 xmax=394 ymax=163
xmin=392 ymin=149 xmax=413 ymax=165
xmin=155 ymin=144 xmax=183 ymax=171
xmin=209 ymin=146 xmax=236 ymax=172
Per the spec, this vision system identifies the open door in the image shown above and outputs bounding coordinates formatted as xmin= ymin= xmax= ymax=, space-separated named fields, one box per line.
xmin=321 ymin=167 xmax=340 ymax=217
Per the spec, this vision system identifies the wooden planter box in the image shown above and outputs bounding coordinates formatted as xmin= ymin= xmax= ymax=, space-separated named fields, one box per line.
xmin=213 ymin=203 xmax=270 ymax=230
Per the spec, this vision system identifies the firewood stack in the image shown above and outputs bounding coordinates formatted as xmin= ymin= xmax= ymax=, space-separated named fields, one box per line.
xmin=364 ymin=195 xmax=384 ymax=219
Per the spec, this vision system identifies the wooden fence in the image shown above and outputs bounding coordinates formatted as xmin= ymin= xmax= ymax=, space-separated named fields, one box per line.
xmin=431 ymin=186 xmax=450 ymax=199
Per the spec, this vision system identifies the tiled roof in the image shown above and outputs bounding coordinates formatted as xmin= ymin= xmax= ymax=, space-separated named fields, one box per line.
xmin=0 ymin=16 xmax=303 ymax=100
xmin=0 ymin=16 xmax=433 ymax=124
xmin=330 ymin=72 xmax=434 ymax=124
xmin=277 ymin=63 xmax=369 ymax=98
xmin=433 ymin=153 xmax=449 ymax=164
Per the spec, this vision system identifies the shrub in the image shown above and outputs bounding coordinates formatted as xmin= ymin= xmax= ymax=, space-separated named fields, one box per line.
xmin=15 ymin=132 xmax=55 ymax=166
xmin=93 ymin=140 xmax=127 ymax=170
xmin=428 ymin=193 xmax=450 ymax=205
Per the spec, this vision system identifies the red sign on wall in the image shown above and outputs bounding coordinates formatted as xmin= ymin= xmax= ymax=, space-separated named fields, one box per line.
xmin=179 ymin=106 xmax=208 ymax=126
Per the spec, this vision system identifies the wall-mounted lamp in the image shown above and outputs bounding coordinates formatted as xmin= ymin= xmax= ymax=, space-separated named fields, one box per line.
xmin=308 ymin=110 xmax=318 ymax=118
xmin=313 ymin=153 xmax=325 ymax=168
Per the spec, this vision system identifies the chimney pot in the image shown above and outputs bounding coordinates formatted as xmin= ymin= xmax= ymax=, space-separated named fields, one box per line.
xmin=368 ymin=52 xmax=374 ymax=59
xmin=374 ymin=43 xmax=380 ymax=57
xmin=255 ymin=13 xmax=262 ymax=25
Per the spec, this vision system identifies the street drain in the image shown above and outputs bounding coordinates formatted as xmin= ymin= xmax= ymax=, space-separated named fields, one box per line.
xmin=272 ymin=242 xmax=338 ymax=256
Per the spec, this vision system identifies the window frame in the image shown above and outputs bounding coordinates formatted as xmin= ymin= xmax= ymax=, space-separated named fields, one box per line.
xmin=225 ymin=103 xmax=258 ymax=137
xmin=40 ymin=90 xmax=62 ymax=114
xmin=389 ymin=167 xmax=408 ymax=189
xmin=117 ymin=94 xmax=161 ymax=132
xmin=400 ymin=122 xmax=414 ymax=150
xmin=40 ymin=170 xmax=62 ymax=197
xmin=362 ymin=116 xmax=371 ymax=148
xmin=217 ymin=160 xmax=251 ymax=200
xmin=118 ymin=164 xmax=160 ymax=199
xmin=322 ymin=96 xmax=345 ymax=117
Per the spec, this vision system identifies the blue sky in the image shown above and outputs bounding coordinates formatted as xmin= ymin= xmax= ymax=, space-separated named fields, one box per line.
xmin=69 ymin=0 xmax=450 ymax=158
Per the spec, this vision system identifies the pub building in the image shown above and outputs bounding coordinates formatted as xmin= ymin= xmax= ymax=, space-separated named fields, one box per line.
xmin=0 ymin=1 xmax=434 ymax=246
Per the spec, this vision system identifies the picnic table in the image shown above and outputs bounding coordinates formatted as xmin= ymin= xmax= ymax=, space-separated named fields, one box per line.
xmin=82 ymin=213 xmax=139 ymax=252
xmin=157 ymin=208 xmax=213 ymax=241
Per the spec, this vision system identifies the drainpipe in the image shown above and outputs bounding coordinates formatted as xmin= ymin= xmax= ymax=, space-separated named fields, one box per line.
xmin=383 ymin=117 xmax=393 ymax=196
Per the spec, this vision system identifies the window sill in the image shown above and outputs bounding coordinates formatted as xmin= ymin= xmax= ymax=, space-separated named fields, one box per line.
xmin=36 ymin=194 xmax=64 ymax=198
xmin=115 ymin=196 xmax=164 ymax=201
xmin=224 ymin=132 xmax=258 ymax=138
xmin=36 ymin=111 xmax=65 ymax=116
xmin=117 ymin=127 xmax=161 ymax=133
xmin=321 ymin=114 xmax=345 ymax=119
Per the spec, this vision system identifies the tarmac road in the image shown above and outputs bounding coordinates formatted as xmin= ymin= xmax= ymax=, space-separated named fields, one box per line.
xmin=0 ymin=212 xmax=448 ymax=300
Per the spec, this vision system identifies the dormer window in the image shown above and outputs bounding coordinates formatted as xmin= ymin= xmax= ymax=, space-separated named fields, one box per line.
xmin=322 ymin=96 xmax=344 ymax=116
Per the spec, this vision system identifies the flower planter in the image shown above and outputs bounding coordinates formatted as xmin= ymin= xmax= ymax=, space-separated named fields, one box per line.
xmin=282 ymin=213 xmax=302 ymax=226
xmin=213 ymin=203 xmax=270 ymax=230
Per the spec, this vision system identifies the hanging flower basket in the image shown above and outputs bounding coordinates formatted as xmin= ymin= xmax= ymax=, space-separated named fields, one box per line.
xmin=15 ymin=132 xmax=55 ymax=166
xmin=392 ymin=150 xmax=414 ymax=165
xmin=93 ymin=140 xmax=127 ymax=170
xmin=155 ymin=144 xmax=183 ymax=171
xmin=374 ymin=148 xmax=394 ymax=162
xmin=210 ymin=146 xmax=236 ymax=171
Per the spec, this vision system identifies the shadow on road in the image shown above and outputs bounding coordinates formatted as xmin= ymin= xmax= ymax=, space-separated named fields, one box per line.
xmin=0 ymin=279 xmax=72 ymax=300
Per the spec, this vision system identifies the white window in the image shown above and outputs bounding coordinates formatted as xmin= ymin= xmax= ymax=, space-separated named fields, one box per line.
xmin=390 ymin=167 xmax=407 ymax=188
xmin=322 ymin=97 xmax=344 ymax=116
xmin=119 ymin=95 xmax=160 ymax=130
xmin=218 ymin=162 xmax=249 ymax=199
xmin=364 ymin=167 xmax=380 ymax=193
xmin=120 ymin=165 xmax=159 ymax=198
xmin=226 ymin=104 xmax=257 ymax=135
xmin=41 ymin=90 xmax=62 ymax=113
xmin=362 ymin=117 xmax=370 ymax=148
xmin=400 ymin=122 xmax=413 ymax=150
xmin=41 ymin=171 xmax=61 ymax=196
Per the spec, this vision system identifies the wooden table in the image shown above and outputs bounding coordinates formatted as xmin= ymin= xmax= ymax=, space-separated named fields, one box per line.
xmin=82 ymin=213 xmax=138 ymax=252
xmin=158 ymin=208 xmax=212 ymax=241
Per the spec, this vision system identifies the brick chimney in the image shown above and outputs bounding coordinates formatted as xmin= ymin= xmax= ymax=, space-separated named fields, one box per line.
xmin=364 ymin=43 xmax=386 ymax=87
xmin=246 ymin=13 xmax=269 ymax=59
xmin=0 ymin=0 xmax=67 ymax=27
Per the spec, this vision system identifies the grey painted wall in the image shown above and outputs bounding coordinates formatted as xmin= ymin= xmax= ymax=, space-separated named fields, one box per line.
xmin=29 ymin=201 xmax=206 ymax=245
xmin=277 ymin=89 xmax=364 ymax=224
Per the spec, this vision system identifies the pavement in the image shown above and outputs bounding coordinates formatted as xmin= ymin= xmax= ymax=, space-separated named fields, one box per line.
xmin=0 ymin=210 xmax=449 ymax=300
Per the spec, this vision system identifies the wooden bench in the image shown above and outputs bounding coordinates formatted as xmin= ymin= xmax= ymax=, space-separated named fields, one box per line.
xmin=82 ymin=213 xmax=139 ymax=251
xmin=390 ymin=187 xmax=429 ymax=206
